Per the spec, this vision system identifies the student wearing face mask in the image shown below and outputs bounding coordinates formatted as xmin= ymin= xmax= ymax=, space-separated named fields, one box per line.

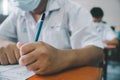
xmin=90 ymin=7 xmax=118 ymax=47
xmin=0 ymin=0 xmax=104 ymax=75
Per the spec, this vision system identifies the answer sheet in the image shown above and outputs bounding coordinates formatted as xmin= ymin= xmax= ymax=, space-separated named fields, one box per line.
xmin=0 ymin=65 xmax=34 ymax=80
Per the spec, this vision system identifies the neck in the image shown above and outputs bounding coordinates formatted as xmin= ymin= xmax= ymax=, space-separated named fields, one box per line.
xmin=31 ymin=0 xmax=48 ymax=22
xmin=32 ymin=0 xmax=48 ymax=15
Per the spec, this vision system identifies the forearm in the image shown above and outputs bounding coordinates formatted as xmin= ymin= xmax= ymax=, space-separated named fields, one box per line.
xmin=60 ymin=46 xmax=103 ymax=68
xmin=103 ymin=38 xmax=119 ymax=46
xmin=16 ymin=42 xmax=103 ymax=75
xmin=0 ymin=39 xmax=16 ymax=46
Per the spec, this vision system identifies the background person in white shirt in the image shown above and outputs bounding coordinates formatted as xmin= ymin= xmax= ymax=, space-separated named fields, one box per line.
xmin=0 ymin=0 xmax=103 ymax=75
xmin=90 ymin=7 xmax=119 ymax=47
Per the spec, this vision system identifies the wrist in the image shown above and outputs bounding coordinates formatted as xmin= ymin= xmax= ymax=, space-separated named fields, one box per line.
xmin=58 ymin=49 xmax=76 ymax=69
xmin=0 ymin=39 xmax=16 ymax=47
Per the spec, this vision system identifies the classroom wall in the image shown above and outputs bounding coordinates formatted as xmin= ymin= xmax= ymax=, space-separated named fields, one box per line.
xmin=74 ymin=0 xmax=120 ymax=26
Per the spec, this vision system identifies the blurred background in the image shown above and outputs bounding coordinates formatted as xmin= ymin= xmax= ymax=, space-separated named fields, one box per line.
xmin=0 ymin=0 xmax=120 ymax=80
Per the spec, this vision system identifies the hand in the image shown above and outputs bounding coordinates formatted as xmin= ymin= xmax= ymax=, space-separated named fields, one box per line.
xmin=17 ymin=41 xmax=70 ymax=75
xmin=0 ymin=40 xmax=20 ymax=65
xmin=103 ymin=40 xmax=109 ymax=44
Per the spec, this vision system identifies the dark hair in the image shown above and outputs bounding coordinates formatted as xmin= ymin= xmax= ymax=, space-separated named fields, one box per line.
xmin=90 ymin=7 xmax=104 ymax=18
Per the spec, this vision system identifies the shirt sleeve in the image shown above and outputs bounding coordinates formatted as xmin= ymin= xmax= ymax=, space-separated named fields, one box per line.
xmin=69 ymin=6 xmax=104 ymax=49
xmin=0 ymin=12 xmax=18 ymax=42
xmin=104 ymin=24 xmax=117 ymax=41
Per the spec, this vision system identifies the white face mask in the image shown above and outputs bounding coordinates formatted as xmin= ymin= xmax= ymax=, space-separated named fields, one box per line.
xmin=9 ymin=0 xmax=41 ymax=11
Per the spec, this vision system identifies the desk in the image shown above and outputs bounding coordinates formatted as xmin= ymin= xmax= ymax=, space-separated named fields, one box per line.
xmin=103 ymin=45 xmax=116 ymax=80
xmin=28 ymin=67 xmax=102 ymax=80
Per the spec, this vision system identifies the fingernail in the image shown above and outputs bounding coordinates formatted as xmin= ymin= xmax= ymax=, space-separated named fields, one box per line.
xmin=17 ymin=42 xmax=24 ymax=49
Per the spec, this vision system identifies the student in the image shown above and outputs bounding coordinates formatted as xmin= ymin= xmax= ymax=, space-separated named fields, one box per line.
xmin=90 ymin=7 xmax=118 ymax=47
xmin=0 ymin=0 xmax=103 ymax=75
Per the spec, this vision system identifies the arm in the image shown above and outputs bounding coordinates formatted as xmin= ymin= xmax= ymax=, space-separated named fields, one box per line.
xmin=103 ymin=38 xmax=119 ymax=46
xmin=104 ymin=25 xmax=119 ymax=46
xmin=61 ymin=46 xmax=103 ymax=68
xmin=17 ymin=41 xmax=103 ymax=75
xmin=0 ymin=10 xmax=20 ymax=65
xmin=0 ymin=39 xmax=20 ymax=65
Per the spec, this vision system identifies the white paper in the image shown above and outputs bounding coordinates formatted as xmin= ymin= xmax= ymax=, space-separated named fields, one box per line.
xmin=0 ymin=65 xmax=35 ymax=80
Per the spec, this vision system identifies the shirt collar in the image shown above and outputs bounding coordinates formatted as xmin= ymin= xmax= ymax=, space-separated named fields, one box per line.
xmin=45 ymin=0 xmax=60 ymax=16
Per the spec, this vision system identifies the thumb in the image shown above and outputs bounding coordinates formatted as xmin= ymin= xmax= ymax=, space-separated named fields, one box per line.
xmin=17 ymin=42 xmax=24 ymax=49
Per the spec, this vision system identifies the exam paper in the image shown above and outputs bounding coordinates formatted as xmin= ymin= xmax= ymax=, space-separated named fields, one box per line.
xmin=0 ymin=65 xmax=34 ymax=80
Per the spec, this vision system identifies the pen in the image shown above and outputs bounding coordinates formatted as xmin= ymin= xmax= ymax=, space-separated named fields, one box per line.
xmin=34 ymin=13 xmax=45 ymax=42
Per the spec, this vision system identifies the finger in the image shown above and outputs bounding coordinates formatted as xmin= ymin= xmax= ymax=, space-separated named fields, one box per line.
xmin=17 ymin=42 xmax=24 ymax=49
xmin=19 ymin=51 xmax=37 ymax=66
xmin=14 ymin=48 xmax=20 ymax=62
xmin=0 ymin=47 xmax=9 ymax=65
xmin=17 ymin=42 xmax=24 ymax=56
xmin=26 ymin=60 xmax=40 ymax=71
xmin=19 ymin=43 xmax=37 ymax=55
xmin=33 ymin=61 xmax=49 ymax=75
xmin=5 ymin=46 xmax=17 ymax=64
xmin=34 ymin=67 xmax=47 ymax=75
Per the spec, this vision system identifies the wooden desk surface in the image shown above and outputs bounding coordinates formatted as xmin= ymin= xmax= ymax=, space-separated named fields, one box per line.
xmin=28 ymin=67 xmax=102 ymax=80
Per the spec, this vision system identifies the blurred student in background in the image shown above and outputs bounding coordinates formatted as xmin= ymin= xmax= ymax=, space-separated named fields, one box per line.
xmin=90 ymin=7 xmax=119 ymax=47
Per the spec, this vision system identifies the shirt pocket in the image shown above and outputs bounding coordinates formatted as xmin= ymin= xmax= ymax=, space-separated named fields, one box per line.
xmin=42 ymin=25 xmax=71 ymax=49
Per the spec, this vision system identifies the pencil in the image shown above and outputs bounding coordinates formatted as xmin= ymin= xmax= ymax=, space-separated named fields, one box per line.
xmin=34 ymin=13 xmax=45 ymax=42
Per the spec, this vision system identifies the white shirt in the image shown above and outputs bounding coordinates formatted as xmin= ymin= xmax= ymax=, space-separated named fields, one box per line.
xmin=93 ymin=22 xmax=117 ymax=41
xmin=92 ymin=21 xmax=117 ymax=47
xmin=0 ymin=0 xmax=104 ymax=49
